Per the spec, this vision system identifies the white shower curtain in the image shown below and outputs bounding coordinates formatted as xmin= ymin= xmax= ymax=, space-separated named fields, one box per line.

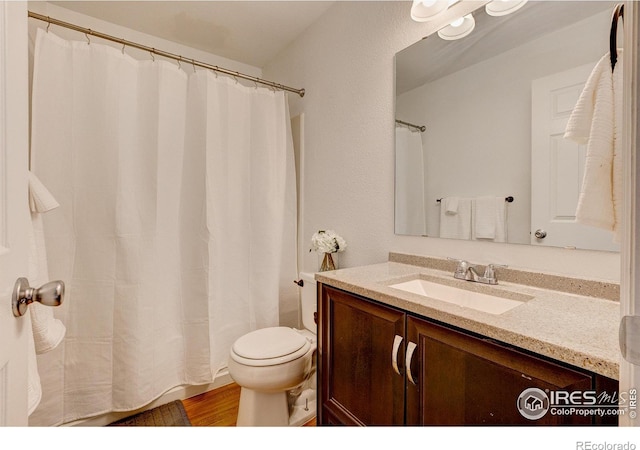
xmin=28 ymin=29 xmax=297 ymax=425
xmin=395 ymin=125 xmax=426 ymax=235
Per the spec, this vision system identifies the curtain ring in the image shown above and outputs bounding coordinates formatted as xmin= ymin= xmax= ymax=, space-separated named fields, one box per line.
xmin=46 ymin=20 xmax=51 ymax=33
xmin=177 ymin=58 xmax=182 ymax=70
xmin=192 ymin=59 xmax=197 ymax=73
xmin=121 ymin=43 xmax=126 ymax=55
xmin=150 ymin=49 xmax=155 ymax=62
xmin=85 ymin=31 xmax=91 ymax=45
xmin=234 ymin=72 xmax=240 ymax=84
xmin=212 ymin=66 xmax=219 ymax=78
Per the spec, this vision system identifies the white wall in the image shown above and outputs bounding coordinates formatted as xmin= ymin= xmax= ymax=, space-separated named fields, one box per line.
xmin=263 ymin=1 xmax=620 ymax=282
xmin=396 ymin=9 xmax=611 ymax=244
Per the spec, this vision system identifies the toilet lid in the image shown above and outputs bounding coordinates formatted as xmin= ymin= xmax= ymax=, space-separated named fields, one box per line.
xmin=232 ymin=327 xmax=309 ymax=360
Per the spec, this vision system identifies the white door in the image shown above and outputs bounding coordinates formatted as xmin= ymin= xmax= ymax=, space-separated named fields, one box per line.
xmin=531 ymin=63 xmax=620 ymax=252
xmin=0 ymin=1 xmax=31 ymax=426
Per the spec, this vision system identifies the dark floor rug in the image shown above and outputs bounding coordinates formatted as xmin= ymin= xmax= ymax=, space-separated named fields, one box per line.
xmin=107 ymin=400 xmax=192 ymax=427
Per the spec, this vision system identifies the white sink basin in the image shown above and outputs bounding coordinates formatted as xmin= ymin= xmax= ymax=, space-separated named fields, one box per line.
xmin=389 ymin=278 xmax=525 ymax=315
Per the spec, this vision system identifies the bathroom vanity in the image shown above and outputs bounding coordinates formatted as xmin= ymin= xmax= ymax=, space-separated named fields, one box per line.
xmin=316 ymin=253 xmax=620 ymax=426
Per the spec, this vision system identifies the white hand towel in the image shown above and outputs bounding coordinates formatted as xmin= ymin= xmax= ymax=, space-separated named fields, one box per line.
xmin=29 ymin=170 xmax=60 ymax=213
xmin=494 ymin=200 xmax=507 ymax=243
xmin=443 ymin=197 xmax=459 ymax=215
xmin=472 ymin=197 xmax=507 ymax=243
xmin=26 ymin=172 xmax=65 ymax=415
xmin=473 ymin=196 xmax=496 ymax=240
xmin=564 ymin=51 xmax=622 ymax=243
xmin=439 ymin=197 xmax=472 ymax=240
xmin=27 ymin=172 xmax=66 ymax=354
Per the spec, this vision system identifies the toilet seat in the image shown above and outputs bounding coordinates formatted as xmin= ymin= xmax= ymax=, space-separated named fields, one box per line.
xmin=230 ymin=327 xmax=312 ymax=367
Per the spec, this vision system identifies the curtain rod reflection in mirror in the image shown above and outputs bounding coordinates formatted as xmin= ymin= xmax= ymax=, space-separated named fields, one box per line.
xmin=395 ymin=119 xmax=426 ymax=132
xmin=27 ymin=11 xmax=306 ymax=97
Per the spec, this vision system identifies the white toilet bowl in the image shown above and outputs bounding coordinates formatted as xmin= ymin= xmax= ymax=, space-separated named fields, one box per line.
xmin=228 ymin=327 xmax=316 ymax=426
xmin=228 ymin=272 xmax=317 ymax=427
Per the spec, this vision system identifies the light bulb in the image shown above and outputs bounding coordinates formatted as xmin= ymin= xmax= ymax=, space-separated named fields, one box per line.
xmin=437 ymin=14 xmax=475 ymax=40
xmin=411 ymin=0 xmax=449 ymax=22
xmin=450 ymin=17 xmax=464 ymax=27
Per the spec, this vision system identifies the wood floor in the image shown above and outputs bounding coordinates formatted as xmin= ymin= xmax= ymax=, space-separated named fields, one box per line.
xmin=181 ymin=382 xmax=316 ymax=427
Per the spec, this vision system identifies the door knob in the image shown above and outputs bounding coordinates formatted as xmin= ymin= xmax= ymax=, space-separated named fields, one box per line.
xmin=12 ymin=277 xmax=65 ymax=317
xmin=534 ymin=229 xmax=547 ymax=239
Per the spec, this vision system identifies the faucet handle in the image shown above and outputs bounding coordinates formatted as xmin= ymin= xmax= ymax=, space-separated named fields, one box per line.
xmin=483 ymin=263 xmax=508 ymax=279
xmin=448 ymin=258 xmax=470 ymax=276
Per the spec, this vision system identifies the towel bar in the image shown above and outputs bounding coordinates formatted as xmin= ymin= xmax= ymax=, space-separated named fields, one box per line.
xmin=437 ymin=196 xmax=514 ymax=203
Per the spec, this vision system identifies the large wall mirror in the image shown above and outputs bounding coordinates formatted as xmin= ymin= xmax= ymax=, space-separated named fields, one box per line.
xmin=395 ymin=1 xmax=621 ymax=252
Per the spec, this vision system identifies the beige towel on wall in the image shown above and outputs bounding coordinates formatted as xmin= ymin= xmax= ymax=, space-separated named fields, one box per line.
xmin=564 ymin=51 xmax=623 ymax=243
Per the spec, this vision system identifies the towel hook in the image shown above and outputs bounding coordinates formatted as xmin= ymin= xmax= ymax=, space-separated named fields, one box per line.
xmin=610 ymin=4 xmax=624 ymax=71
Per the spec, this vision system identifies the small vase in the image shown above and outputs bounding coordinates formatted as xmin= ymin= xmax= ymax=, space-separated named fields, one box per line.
xmin=319 ymin=252 xmax=337 ymax=272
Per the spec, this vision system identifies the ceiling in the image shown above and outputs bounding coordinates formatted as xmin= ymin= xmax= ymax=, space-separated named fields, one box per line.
xmin=51 ymin=1 xmax=336 ymax=68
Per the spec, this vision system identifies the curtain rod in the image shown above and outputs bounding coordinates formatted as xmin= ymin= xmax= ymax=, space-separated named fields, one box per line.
xmin=28 ymin=11 xmax=306 ymax=97
xmin=395 ymin=119 xmax=426 ymax=132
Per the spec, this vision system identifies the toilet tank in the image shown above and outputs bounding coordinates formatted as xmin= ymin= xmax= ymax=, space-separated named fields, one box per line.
xmin=298 ymin=272 xmax=317 ymax=333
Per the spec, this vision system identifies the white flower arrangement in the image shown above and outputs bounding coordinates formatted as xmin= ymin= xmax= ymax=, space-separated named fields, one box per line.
xmin=311 ymin=230 xmax=347 ymax=254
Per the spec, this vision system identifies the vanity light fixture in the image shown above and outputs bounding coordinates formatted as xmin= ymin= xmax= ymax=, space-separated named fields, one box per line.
xmin=485 ymin=0 xmax=528 ymax=17
xmin=410 ymin=0 xmax=460 ymax=22
xmin=437 ymin=13 xmax=475 ymax=40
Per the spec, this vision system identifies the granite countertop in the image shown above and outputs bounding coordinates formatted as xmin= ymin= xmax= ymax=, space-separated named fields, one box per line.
xmin=315 ymin=260 xmax=621 ymax=380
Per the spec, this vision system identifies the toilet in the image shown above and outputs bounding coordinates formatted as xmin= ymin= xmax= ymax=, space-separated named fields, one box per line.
xmin=228 ymin=272 xmax=317 ymax=426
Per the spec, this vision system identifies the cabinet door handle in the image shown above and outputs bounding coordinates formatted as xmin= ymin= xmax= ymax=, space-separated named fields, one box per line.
xmin=405 ymin=341 xmax=418 ymax=385
xmin=391 ymin=335 xmax=403 ymax=376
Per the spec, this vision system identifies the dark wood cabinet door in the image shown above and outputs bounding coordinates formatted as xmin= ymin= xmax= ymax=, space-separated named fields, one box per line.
xmin=319 ymin=286 xmax=406 ymax=425
xmin=406 ymin=316 xmax=593 ymax=425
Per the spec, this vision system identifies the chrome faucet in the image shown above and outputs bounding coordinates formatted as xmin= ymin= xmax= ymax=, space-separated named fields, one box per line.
xmin=450 ymin=259 xmax=507 ymax=285
xmin=453 ymin=259 xmax=480 ymax=281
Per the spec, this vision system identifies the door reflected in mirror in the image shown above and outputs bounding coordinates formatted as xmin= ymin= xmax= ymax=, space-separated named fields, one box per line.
xmin=394 ymin=1 xmax=620 ymax=252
